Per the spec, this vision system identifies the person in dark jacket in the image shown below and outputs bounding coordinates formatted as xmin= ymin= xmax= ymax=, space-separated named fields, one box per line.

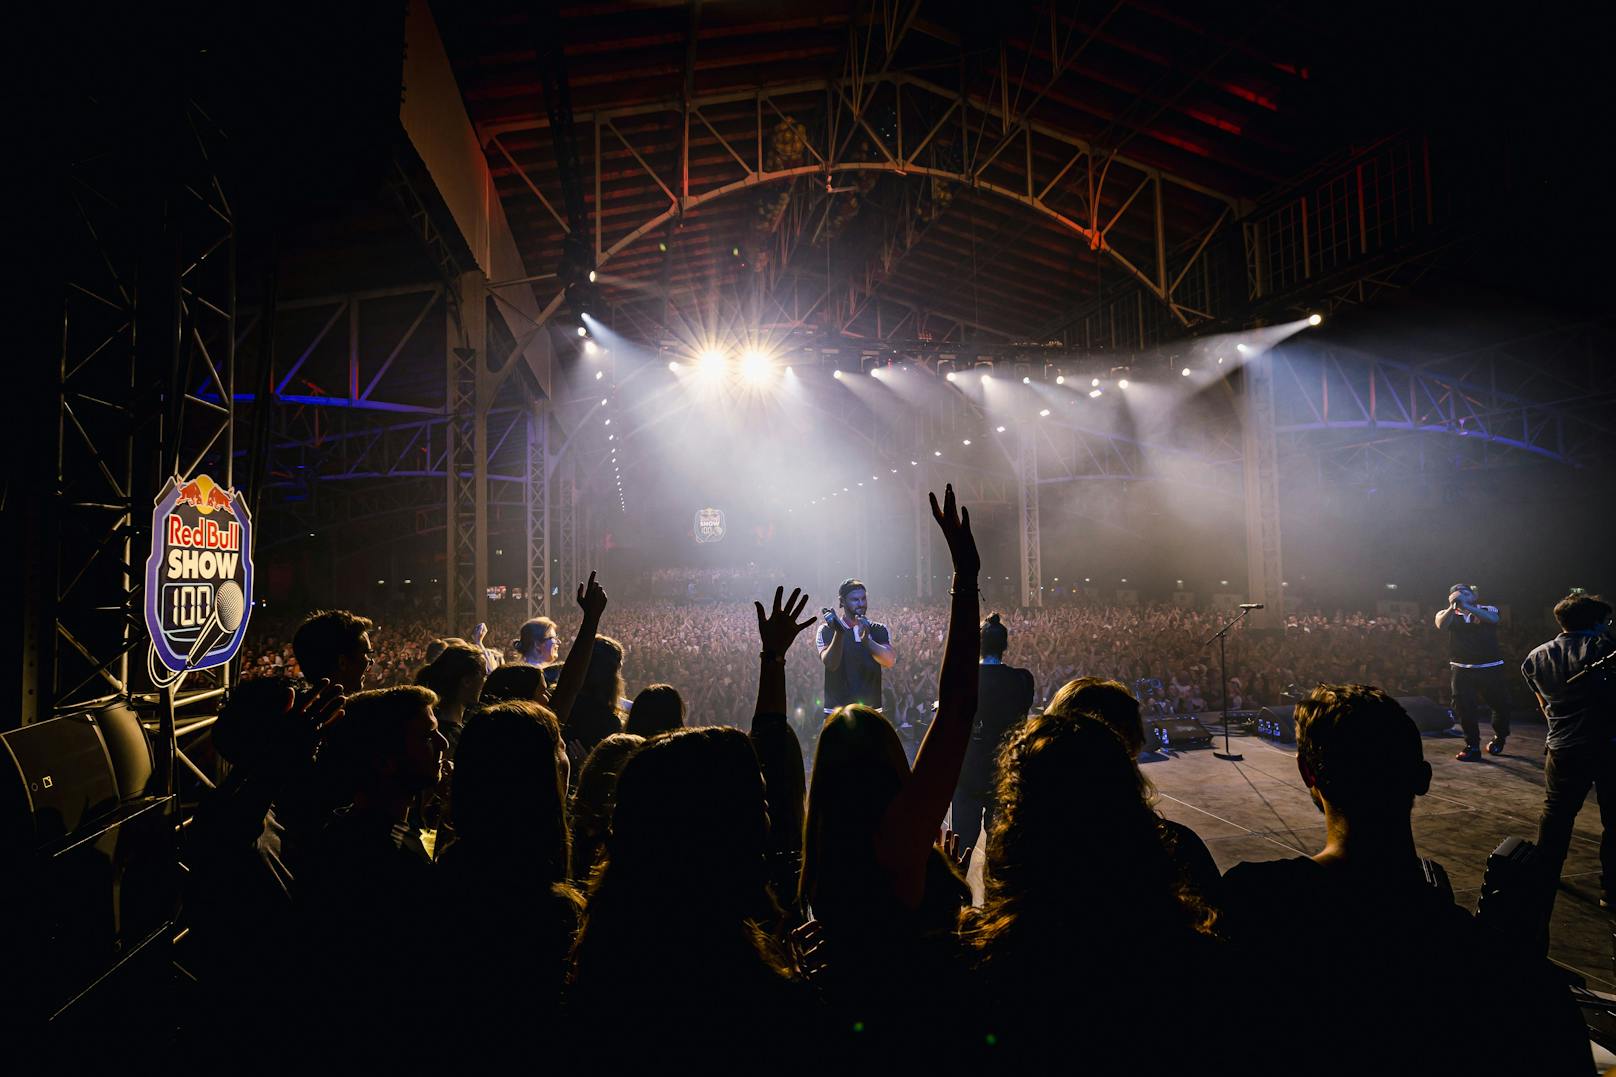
xmin=952 ymin=613 xmax=1035 ymax=852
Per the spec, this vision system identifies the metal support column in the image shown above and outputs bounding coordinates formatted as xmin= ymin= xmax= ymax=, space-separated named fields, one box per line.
xmin=1017 ymin=424 xmax=1043 ymax=608
xmin=555 ymin=453 xmax=577 ymax=599
xmin=1241 ymin=351 xmax=1285 ymax=630
xmin=446 ymin=272 xmax=486 ymax=633
xmin=525 ymin=401 xmax=550 ymax=618
xmin=913 ymin=458 xmax=933 ymax=600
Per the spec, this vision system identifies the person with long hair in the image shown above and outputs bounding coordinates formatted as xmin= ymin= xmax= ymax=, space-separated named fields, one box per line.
xmin=415 ymin=641 xmax=486 ymax=756
xmin=796 ymin=486 xmax=979 ymax=1055
xmin=568 ymin=636 xmax=626 ymax=756
xmin=568 ymin=732 xmax=644 ymax=883
xmin=437 ymin=700 xmax=579 ymax=1061
xmin=964 ymin=709 xmax=1225 ymax=1070
xmin=1041 ymin=676 xmax=1222 ymax=903
xmin=568 ymin=727 xmax=808 ymax=1069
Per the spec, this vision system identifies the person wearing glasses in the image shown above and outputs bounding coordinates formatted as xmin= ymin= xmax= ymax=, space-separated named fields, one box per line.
xmin=513 ymin=617 xmax=563 ymax=687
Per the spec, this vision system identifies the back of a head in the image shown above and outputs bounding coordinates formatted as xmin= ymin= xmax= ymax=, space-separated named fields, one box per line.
xmin=213 ymin=675 xmax=299 ymax=769
xmin=1295 ymin=684 xmax=1429 ymax=816
xmin=1046 ymin=677 xmax=1144 ymax=755
xmin=1554 ymin=591 xmax=1612 ymax=633
xmin=800 ymin=705 xmax=909 ymax=916
xmin=481 ymin=663 xmax=545 ymax=704
xmin=416 ymin=642 xmax=486 ymax=705
xmin=293 ymin=609 xmax=374 ymax=684
xmin=570 ymin=732 xmax=645 ymax=880
xmin=579 ymin=636 xmax=626 ymax=707
xmin=625 ymin=684 xmax=684 ymax=737
xmin=319 ymin=685 xmax=437 ymax=800
xmin=980 ymin=612 xmax=1009 ymax=659
xmin=599 ymin=727 xmax=768 ymax=913
xmin=451 ymin=701 xmax=568 ymax=881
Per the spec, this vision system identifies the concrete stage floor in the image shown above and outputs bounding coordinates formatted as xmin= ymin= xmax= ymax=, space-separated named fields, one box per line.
xmin=1141 ymin=719 xmax=1614 ymax=989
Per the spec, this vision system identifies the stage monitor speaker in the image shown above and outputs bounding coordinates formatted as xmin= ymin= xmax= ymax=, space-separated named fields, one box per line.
xmin=1145 ymin=716 xmax=1213 ymax=750
xmin=1255 ymin=705 xmax=1296 ymax=742
xmin=0 ymin=715 xmax=119 ymax=851
xmin=92 ymin=702 xmax=155 ymax=801
xmin=1396 ymin=696 xmax=1455 ymax=734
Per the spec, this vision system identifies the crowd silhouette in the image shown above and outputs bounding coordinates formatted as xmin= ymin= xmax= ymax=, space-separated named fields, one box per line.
xmin=190 ymin=484 xmax=1590 ymax=1073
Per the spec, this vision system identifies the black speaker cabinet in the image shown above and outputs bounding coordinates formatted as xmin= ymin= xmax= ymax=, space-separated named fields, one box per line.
xmin=1 ymin=715 xmax=119 ymax=850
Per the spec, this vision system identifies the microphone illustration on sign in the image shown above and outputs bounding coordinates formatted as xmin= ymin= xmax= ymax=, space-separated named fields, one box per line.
xmin=182 ymin=580 xmax=246 ymax=670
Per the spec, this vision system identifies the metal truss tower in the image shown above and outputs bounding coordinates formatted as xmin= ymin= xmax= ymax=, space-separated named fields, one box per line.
xmin=35 ymin=94 xmax=237 ymax=728
xmin=525 ymin=402 xmax=551 ymax=619
xmin=445 ymin=272 xmax=487 ymax=634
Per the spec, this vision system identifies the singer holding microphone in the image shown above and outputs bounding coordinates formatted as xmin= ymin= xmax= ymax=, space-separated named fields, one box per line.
xmin=817 ymin=578 xmax=897 ymax=714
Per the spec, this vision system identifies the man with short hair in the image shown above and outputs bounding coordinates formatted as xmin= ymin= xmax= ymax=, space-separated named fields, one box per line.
xmin=816 ymin=578 xmax=896 ymax=713
xmin=1434 ymin=583 xmax=1511 ymax=761
xmin=292 ymin=608 xmax=375 ymax=690
xmin=1526 ymin=591 xmax=1616 ymax=909
xmin=1222 ymin=684 xmax=1587 ymax=1076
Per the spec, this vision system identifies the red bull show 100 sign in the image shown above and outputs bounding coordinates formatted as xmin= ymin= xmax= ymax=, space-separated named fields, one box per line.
xmin=143 ymin=474 xmax=254 ymax=672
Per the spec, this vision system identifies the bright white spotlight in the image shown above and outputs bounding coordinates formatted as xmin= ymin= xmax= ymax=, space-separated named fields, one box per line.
xmin=577 ymin=326 xmax=588 ymax=338
xmin=584 ymin=340 xmax=599 ymax=356
xmin=1180 ymin=367 xmax=1191 ymax=377
xmin=1091 ymin=377 xmax=1100 ymax=387
xmin=1118 ymin=378 xmax=1130 ymax=389
xmin=981 ymin=373 xmax=990 ymax=384
xmin=1217 ymin=355 xmax=1225 ymax=364
xmin=945 ymin=372 xmax=957 ymax=383
xmin=1309 ymin=313 xmax=1323 ymax=326
xmin=588 ymin=269 xmax=598 ymax=283
xmin=1088 ymin=388 xmax=1102 ymax=398
xmin=599 ymin=397 xmax=608 ymax=406
xmin=910 ymin=460 xmax=917 ymax=466
xmin=1236 ymin=343 xmax=1250 ymax=354
xmin=962 ymin=439 xmax=971 ymax=446
xmin=833 ymin=369 xmax=844 ymax=380
xmin=740 ymin=350 xmax=773 ymax=384
xmin=698 ymin=349 xmax=726 ymax=372
xmin=996 ymin=425 xmax=1006 ymax=432
xmin=594 ymin=370 xmax=604 ymax=380
xmin=1022 ymin=376 xmax=1031 ymax=385
xmin=933 ymin=450 xmax=942 ymax=456
xmin=1038 ymin=408 xmax=1050 ymax=416
xmin=784 ymin=366 xmax=794 ymax=377
xmin=1055 ymin=374 xmax=1065 ymax=385
xmin=668 ymin=361 xmax=680 ymax=372
xmin=603 ymin=419 xmax=611 ymax=426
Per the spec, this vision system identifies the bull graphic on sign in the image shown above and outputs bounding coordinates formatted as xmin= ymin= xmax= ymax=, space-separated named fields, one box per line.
xmin=144 ymin=474 xmax=255 ymax=673
xmin=694 ymin=507 xmax=726 ymax=544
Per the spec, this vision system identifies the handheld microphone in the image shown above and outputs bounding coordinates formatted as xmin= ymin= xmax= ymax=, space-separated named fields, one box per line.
xmin=182 ymin=580 xmax=246 ymax=669
xmin=822 ymin=607 xmax=837 ymax=623
xmin=1239 ymin=602 xmax=1265 ymax=610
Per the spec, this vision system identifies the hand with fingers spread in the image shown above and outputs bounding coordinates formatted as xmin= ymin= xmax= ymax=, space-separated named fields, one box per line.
xmin=754 ymin=586 xmax=817 ymax=658
xmin=929 ymin=483 xmax=980 ymax=577
xmin=577 ymin=570 xmax=608 ymax=619
xmin=290 ymin=678 xmax=346 ymax=738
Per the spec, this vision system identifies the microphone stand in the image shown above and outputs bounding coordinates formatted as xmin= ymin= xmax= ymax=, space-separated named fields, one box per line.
xmin=1201 ymin=606 xmax=1258 ymax=761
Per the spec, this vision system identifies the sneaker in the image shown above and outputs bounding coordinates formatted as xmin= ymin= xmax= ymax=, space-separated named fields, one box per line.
xmin=1486 ymin=736 xmax=1507 ymax=756
xmin=1455 ymin=746 xmax=1483 ymax=762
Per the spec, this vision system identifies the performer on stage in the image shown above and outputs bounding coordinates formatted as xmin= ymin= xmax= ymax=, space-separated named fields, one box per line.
xmin=1434 ymin=583 xmax=1512 ymax=761
xmin=816 ymin=578 xmax=896 ymax=713
xmin=952 ymin=613 xmax=1035 ymax=852
xmin=1525 ymin=591 xmax=1616 ymax=910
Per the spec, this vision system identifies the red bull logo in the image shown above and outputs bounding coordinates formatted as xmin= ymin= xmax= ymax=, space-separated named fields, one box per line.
xmin=144 ymin=473 xmax=254 ymax=674
xmin=174 ymin=475 xmax=236 ymax=517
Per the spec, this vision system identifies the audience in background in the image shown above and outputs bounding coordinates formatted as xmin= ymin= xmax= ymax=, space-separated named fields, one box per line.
xmin=174 ymin=487 xmax=1588 ymax=1073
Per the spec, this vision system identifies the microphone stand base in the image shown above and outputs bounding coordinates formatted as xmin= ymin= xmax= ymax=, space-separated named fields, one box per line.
xmin=1213 ymin=751 xmax=1245 ymax=762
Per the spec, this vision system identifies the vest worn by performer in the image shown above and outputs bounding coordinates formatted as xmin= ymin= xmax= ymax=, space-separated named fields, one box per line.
xmin=1447 ymin=611 xmax=1502 ymax=668
xmin=818 ymin=618 xmax=890 ymax=710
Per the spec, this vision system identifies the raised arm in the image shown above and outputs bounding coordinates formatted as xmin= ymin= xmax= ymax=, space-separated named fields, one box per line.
xmin=550 ymin=570 xmax=607 ymax=726
xmin=817 ymin=613 xmax=845 ymax=670
xmin=1433 ymin=603 xmax=1456 ymax=630
xmin=875 ymin=484 xmax=980 ymax=908
xmin=753 ymin=586 xmax=816 ymax=914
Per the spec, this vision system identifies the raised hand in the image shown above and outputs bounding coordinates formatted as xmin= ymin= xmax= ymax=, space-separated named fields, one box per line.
xmin=290 ymin=678 xmax=345 ymax=736
xmin=577 ymin=570 xmax=608 ymax=619
xmin=939 ymin=826 xmax=971 ymax=874
xmin=929 ymin=483 xmax=980 ymax=576
xmin=755 ymin=586 xmax=817 ymax=656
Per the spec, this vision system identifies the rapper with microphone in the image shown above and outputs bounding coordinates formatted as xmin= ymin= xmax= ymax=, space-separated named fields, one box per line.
xmin=816 ymin=578 xmax=897 ymax=714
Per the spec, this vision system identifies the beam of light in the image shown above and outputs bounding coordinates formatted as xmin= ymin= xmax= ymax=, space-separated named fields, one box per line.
xmin=739 ymin=349 xmax=774 ymax=385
